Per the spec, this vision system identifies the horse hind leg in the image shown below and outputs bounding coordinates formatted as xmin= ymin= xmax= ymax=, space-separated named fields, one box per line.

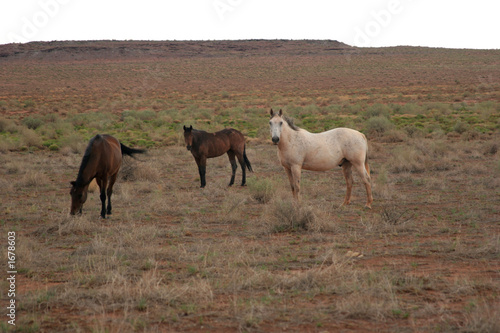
xmin=227 ymin=151 xmax=237 ymax=186
xmin=236 ymin=152 xmax=247 ymax=186
xmin=341 ymin=161 xmax=353 ymax=207
xmin=106 ymin=173 xmax=118 ymax=215
xmin=353 ymin=161 xmax=373 ymax=209
xmin=97 ymin=177 xmax=108 ymax=218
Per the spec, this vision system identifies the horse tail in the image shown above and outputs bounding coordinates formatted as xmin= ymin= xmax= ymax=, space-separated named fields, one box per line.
xmin=363 ymin=134 xmax=370 ymax=177
xmin=243 ymin=146 xmax=253 ymax=172
xmin=120 ymin=143 xmax=146 ymax=158
xmin=365 ymin=151 xmax=371 ymax=176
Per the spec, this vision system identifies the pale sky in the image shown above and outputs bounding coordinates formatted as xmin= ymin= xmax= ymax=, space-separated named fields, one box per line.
xmin=1 ymin=0 xmax=499 ymax=49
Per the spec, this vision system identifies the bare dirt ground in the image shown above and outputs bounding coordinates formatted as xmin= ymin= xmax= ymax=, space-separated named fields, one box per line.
xmin=0 ymin=40 xmax=499 ymax=332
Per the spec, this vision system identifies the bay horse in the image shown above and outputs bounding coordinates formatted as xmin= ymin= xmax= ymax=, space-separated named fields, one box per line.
xmin=70 ymin=134 xmax=146 ymax=218
xmin=269 ymin=109 xmax=373 ymax=208
xmin=183 ymin=125 xmax=253 ymax=188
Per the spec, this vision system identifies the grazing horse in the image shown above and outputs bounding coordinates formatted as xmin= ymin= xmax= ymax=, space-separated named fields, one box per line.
xmin=183 ymin=125 xmax=253 ymax=188
xmin=70 ymin=134 xmax=146 ymax=218
xmin=269 ymin=109 xmax=373 ymax=208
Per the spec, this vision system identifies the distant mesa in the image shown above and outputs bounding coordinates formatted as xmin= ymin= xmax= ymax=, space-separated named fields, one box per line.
xmin=0 ymin=40 xmax=354 ymax=62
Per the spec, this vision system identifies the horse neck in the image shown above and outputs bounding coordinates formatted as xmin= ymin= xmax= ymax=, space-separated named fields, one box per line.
xmin=76 ymin=151 xmax=99 ymax=186
xmin=279 ymin=121 xmax=298 ymax=147
xmin=191 ymin=131 xmax=202 ymax=147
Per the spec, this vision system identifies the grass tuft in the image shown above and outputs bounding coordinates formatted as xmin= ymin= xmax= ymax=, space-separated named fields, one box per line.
xmin=264 ymin=199 xmax=317 ymax=232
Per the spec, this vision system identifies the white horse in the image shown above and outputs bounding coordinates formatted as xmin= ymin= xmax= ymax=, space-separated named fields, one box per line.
xmin=269 ymin=109 xmax=373 ymax=208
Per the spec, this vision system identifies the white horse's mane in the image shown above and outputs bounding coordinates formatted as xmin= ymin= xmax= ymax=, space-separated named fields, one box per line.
xmin=283 ymin=115 xmax=299 ymax=131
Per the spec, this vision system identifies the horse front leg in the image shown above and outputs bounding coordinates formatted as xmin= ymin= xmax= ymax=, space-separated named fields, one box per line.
xmin=196 ymin=156 xmax=207 ymax=188
xmin=283 ymin=167 xmax=294 ymax=197
xmin=284 ymin=165 xmax=301 ymax=202
xmin=290 ymin=165 xmax=302 ymax=202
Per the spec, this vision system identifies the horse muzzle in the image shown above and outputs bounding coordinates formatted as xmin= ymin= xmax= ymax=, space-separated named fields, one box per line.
xmin=186 ymin=145 xmax=192 ymax=151
xmin=272 ymin=137 xmax=280 ymax=145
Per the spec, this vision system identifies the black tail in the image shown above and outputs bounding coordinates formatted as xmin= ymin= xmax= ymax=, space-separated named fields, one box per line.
xmin=243 ymin=147 xmax=253 ymax=172
xmin=120 ymin=143 xmax=146 ymax=158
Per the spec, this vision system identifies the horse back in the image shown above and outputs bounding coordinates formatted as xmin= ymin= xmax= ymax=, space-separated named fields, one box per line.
xmin=196 ymin=128 xmax=244 ymax=158
xmin=219 ymin=128 xmax=245 ymax=149
xmin=93 ymin=135 xmax=122 ymax=175
xmin=293 ymin=128 xmax=367 ymax=171
xmin=326 ymin=128 xmax=368 ymax=162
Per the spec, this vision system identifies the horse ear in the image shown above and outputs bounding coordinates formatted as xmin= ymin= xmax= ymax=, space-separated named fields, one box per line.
xmin=278 ymin=109 xmax=283 ymax=116
xmin=183 ymin=125 xmax=187 ymax=131
xmin=189 ymin=125 xmax=192 ymax=130
xmin=270 ymin=108 xmax=274 ymax=117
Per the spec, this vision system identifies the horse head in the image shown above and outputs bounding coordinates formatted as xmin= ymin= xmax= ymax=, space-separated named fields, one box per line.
xmin=69 ymin=181 xmax=88 ymax=215
xmin=269 ymin=109 xmax=284 ymax=144
xmin=183 ymin=125 xmax=194 ymax=151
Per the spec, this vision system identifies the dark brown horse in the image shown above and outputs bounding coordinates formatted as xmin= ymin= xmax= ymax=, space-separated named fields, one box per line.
xmin=70 ymin=134 xmax=145 ymax=218
xmin=183 ymin=126 xmax=253 ymax=188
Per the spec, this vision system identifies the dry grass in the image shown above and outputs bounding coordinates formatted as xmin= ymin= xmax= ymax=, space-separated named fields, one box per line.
xmin=460 ymin=300 xmax=500 ymax=333
xmin=1 ymin=135 xmax=497 ymax=332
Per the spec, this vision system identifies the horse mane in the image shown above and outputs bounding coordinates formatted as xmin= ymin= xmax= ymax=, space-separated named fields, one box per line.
xmin=192 ymin=129 xmax=206 ymax=134
xmin=74 ymin=135 xmax=100 ymax=186
xmin=283 ymin=116 xmax=299 ymax=131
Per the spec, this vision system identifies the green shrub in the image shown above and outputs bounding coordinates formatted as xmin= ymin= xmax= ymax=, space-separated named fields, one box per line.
xmin=23 ymin=99 xmax=36 ymax=108
xmin=425 ymin=102 xmax=451 ymax=115
xmin=22 ymin=116 xmax=43 ymax=130
xmin=62 ymin=133 xmax=85 ymax=153
xmin=0 ymin=136 xmax=19 ymax=152
xmin=364 ymin=103 xmax=391 ymax=119
xmin=404 ymin=125 xmax=425 ymax=138
xmin=343 ymin=103 xmax=363 ymax=115
xmin=388 ymin=146 xmax=425 ymax=173
xmin=453 ymin=120 xmax=469 ymax=134
xmin=70 ymin=113 xmax=90 ymax=128
xmin=0 ymin=117 xmax=17 ymax=133
xmin=365 ymin=116 xmax=394 ymax=135
xmin=400 ymin=103 xmax=422 ymax=115
xmin=382 ymin=129 xmax=407 ymax=143
xmin=267 ymin=200 xmax=316 ymax=232
xmin=122 ymin=109 xmax=157 ymax=121
xmin=123 ymin=116 xmax=144 ymax=130
xmin=20 ymin=128 xmax=42 ymax=147
xmin=43 ymin=113 xmax=59 ymax=123
xmin=248 ymin=178 xmax=276 ymax=204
